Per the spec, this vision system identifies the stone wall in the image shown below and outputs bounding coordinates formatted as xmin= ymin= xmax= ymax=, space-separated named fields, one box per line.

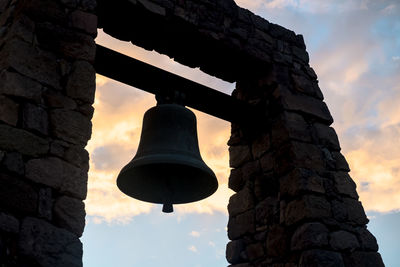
xmin=97 ymin=0 xmax=385 ymax=266
xmin=0 ymin=0 xmax=385 ymax=266
xmin=0 ymin=0 xmax=96 ymax=266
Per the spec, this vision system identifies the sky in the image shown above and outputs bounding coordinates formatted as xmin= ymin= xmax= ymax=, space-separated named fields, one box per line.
xmin=82 ymin=0 xmax=400 ymax=266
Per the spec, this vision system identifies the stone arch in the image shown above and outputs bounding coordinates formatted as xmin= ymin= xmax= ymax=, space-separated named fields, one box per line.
xmin=0 ymin=0 xmax=384 ymax=266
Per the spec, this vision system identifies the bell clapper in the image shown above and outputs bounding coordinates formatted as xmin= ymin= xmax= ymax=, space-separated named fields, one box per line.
xmin=162 ymin=203 xmax=173 ymax=213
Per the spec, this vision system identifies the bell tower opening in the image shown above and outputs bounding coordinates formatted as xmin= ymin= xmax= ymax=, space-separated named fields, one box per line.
xmin=82 ymin=30 xmax=236 ymax=266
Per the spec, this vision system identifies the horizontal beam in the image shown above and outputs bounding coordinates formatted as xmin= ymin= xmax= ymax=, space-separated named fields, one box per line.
xmin=94 ymin=44 xmax=259 ymax=123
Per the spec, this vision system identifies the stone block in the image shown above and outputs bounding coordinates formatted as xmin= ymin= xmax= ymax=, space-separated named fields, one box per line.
xmin=291 ymin=73 xmax=323 ymax=99
xmin=331 ymin=151 xmax=350 ymax=172
xmin=0 ymin=39 xmax=61 ymax=90
xmin=229 ymin=145 xmax=252 ymax=168
xmin=228 ymin=210 xmax=255 ymax=240
xmin=0 ymin=124 xmax=49 ymax=156
xmin=24 ymin=0 xmax=68 ymax=24
xmin=229 ymin=168 xmax=244 ymax=192
xmin=65 ymin=61 xmax=96 ymax=103
xmin=36 ymin=22 xmax=96 ymax=62
xmin=251 ymin=133 xmax=270 ymax=159
xmin=77 ymin=103 xmax=95 ymax=118
xmin=343 ymin=198 xmax=368 ymax=225
xmin=329 ymin=230 xmax=359 ymax=251
xmin=50 ymin=109 xmax=92 ymax=146
xmin=0 ymin=0 xmax=10 ymax=12
xmin=246 ymin=242 xmax=264 ymax=261
xmin=274 ymin=141 xmax=325 ymax=176
xmin=292 ymin=46 xmax=309 ymax=64
xmin=254 ymin=172 xmax=278 ymax=201
xmin=43 ymin=89 xmax=77 ymax=109
xmin=333 ymin=172 xmax=358 ymax=199
xmin=60 ymin=0 xmax=78 ymax=8
xmin=241 ymin=160 xmax=261 ymax=181
xmin=280 ymin=168 xmax=325 ymax=197
xmin=291 ymin=222 xmax=329 ymax=251
xmin=226 ymin=239 xmax=245 ymax=264
xmin=260 ymin=152 xmax=273 ymax=172
xmin=26 ymin=157 xmax=87 ymax=199
xmin=0 ymin=212 xmax=19 ymax=233
xmin=54 ymin=196 xmax=85 ymax=237
xmin=228 ymin=186 xmax=255 ymax=217
xmin=0 ymin=70 xmax=42 ymax=102
xmin=2 ymin=152 xmax=24 ymax=175
xmin=266 ymin=225 xmax=288 ymax=257
xmin=69 ymin=10 xmax=97 ymax=36
xmin=356 ymin=228 xmax=378 ymax=251
xmin=343 ymin=251 xmax=384 ymax=267
xmin=313 ymin=123 xmax=340 ymax=151
xmin=283 ymin=195 xmax=331 ymax=226
xmin=64 ymin=145 xmax=89 ymax=171
xmin=299 ymin=249 xmax=345 ymax=267
xmin=8 ymin=14 xmax=35 ymax=43
xmin=331 ymin=200 xmax=347 ymax=222
xmin=0 ymin=95 xmax=18 ymax=125
xmin=255 ymin=196 xmax=278 ymax=226
xmin=271 ymin=111 xmax=312 ymax=146
xmin=38 ymin=187 xmax=52 ymax=220
xmin=22 ymin=103 xmax=49 ymax=135
xmin=81 ymin=0 xmax=97 ymax=11
xmin=274 ymin=86 xmax=333 ymax=124
xmin=0 ymin=173 xmax=37 ymax=215
xmin=19 ymin=217 xmax=82 ymax=267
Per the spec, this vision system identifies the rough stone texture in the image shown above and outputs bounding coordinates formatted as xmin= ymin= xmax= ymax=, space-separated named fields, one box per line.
xmin=50 ymin=109 xmax=92 ymax=146
xmin=228 ymin=186 xmax=255 ymax=217
xmin=329 ymin=230 xmax=360 ymax=251
xmin=54 ymin=196 xmax=85 ymax=237
xmin=0 ymin=95 xmax=19 ymax=125
xmin=0 ymin=173 xmax=38 ymax=216
xmin=226 ymin=239 xmax=245 ymax=264
xmin=356 ymin=228 xmax=379 ymax=251
xmin=65 ymin=60 xmax=96 ymax=103
xmin=280 ymin=168 xmax=325 ymax=197
xmin=2 ymin=151 xmax=24 ymax=175
xmin=1 ymin=0 xmax=382 ymax=265
xmin=26 ymin=157 xmax=87 ymax=199
xmin=0 ymin=213 xmax=19 ymax=233
xmin=38 ymin=187 xmax=53 ymax=220
xmin=0 ymin=124 xmax=49 ymax=156
xmin=22 ymin=103 xmax=49 ymax=135
xmin=299 ymin=249 xmax=345 ymax=267
xmin=228 ymin=210 xmax=255 ymax=240
xmin=0 ymin=70 xmax=42 ymax=102
xmin=266 ymin=225 xmax=288 ymax=257
xmin=333 ymin=172 xmax=358 ymax=199
xmin=229 ymin=145 xmax=252 ymax=168
xmin=291 ymin=223 xmax=329 ymax=251
xmin=19 ymin=217 xmax=83 ymax=267
xmin=343 ymin=251 xmax=385 ymax=267
xmin=283 ymin=195 xmax=331 ymax=226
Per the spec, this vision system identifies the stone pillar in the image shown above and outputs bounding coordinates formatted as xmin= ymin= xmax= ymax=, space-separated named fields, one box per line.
xmin=0 ymin=0 xmax=96 ymax=266
xmin=226 ymin=34 xmax=385 ymax=266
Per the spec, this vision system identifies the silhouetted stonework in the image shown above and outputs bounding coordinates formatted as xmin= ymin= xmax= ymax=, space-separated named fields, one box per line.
xmin=0 ymin=0 xmax=96 ymax=266
xmin=0 ymin=0 xmax=384 ymax=266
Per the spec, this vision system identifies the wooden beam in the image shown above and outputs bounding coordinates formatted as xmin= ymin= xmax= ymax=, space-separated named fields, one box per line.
xmin=94 ymin=44 xmax=259 ymax=123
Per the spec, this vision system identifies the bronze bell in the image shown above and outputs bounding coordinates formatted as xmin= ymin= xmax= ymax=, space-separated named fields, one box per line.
xmin=116 ymin=103 xmax=218 ymax=213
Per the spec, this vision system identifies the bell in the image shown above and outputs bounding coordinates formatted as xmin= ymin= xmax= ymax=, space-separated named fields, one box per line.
xmin=117 ymin=103 xmax=218 ymax=213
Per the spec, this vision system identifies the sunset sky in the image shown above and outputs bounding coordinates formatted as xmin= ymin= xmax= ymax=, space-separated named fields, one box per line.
xmin=82 ymin=1 xmax=400 ymax=266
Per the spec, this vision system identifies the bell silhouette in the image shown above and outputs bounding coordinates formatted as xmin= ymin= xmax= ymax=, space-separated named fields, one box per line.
xmin=117 ymin=103 xmax=218 ymax=213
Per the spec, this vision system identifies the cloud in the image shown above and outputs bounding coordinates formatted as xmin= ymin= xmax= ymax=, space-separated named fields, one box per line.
xmin=346 ymin=125 xmax=400 ymax=213
xmin=188 ymin=245 xmax=198 ymax=253
xmin=189 ymin=231 xmax=201 ymax=237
